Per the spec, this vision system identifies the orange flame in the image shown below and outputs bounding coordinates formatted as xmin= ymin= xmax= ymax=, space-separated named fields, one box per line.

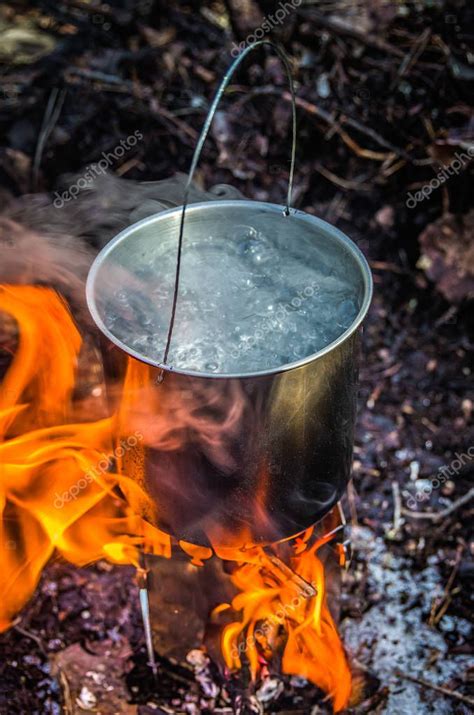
xmin=0 ymin=284 xmax=351 ymax=711
xmin=216 ymin=532 xmax=352 ymax=712
xmin=0 ymin=285 xmax=170 ymax=630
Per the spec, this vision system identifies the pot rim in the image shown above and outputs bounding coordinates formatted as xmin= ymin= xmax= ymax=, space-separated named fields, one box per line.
xmin=86 ymin=200 xmax=373 ymax=380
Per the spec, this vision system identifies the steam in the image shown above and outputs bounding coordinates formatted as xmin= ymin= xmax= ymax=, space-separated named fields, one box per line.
xmin=0 ymin=172 xmax=243 ymax=324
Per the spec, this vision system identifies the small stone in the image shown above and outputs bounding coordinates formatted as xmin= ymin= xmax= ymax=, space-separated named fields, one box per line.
xmin=76 ymin=686 xmax=97 ymax=710
xmin=186 ymin=649 xmax=209 ymax=669
xmin=256 ymin=677 xmax=284 ymax=703
xmin=374 ymin=205 xmax=394 ymax=229
xmin=317 ymin=73 xmax=331 ymax=98
xmin=461 ymin=398 xmax=472 ymax=419
xmin=441 ymin=480 xmax=455 ymax=496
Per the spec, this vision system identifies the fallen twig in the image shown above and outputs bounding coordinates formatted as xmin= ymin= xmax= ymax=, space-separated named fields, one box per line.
xmin=314 ymin=163 xmax=374 ymax=191
xmin=402 ymin=488 xmax=474 ymax=521
xmin=391 ymin=28 xmax=432 ymax=90
xmin=392 ymin=481 xmax=403 ymax=534
xmin=429 ymin=543 xmax=464 ymax=626
xmin=32 ymin=88 xmax=66 ymax=190
xmin=369 ymin=261 xmax=405 ymax=274
xmin=283 ymin=90 xmax=409 ymax=161
xmin=13 ymin=622 xmax=47 ymax=655
xmin=395 ymin=670 xmax=474 ymax=708
xmin=299 ymin=9 xmax=405 ymax=58
xmin=233 ymin=86 xmax=413 ymax=161
xmin=60 ymin=0 xmax=131 ymax=24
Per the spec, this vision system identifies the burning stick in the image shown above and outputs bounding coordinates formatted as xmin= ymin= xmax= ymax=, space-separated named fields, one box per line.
xmin=264 ymin=553 xmax=317 ymax=599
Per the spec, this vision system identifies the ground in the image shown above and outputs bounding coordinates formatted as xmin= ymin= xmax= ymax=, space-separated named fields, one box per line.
xmin=0 ymin=1 xmax=472 ymax=713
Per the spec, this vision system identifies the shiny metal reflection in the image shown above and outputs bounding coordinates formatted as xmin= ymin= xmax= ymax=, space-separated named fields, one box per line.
xmin=87 ymin=201 xmax=372 ymax=546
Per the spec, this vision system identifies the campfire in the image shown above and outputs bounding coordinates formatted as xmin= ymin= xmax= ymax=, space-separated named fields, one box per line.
xmin=0 ymin=41 xmax=375 ymax=712
xmin=1 ymin=1 xmax=473 ymax=711
xmin=0 ymin=284 xmax=353 ymax=711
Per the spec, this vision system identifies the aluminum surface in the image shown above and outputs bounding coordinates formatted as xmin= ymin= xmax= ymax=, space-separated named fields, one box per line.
xmin=87 ymin=201 xmax=372 ymax=546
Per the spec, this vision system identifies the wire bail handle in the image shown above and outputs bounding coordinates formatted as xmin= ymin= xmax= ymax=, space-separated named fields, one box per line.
xmin=160 ymin=40 xmax=298 ymax=373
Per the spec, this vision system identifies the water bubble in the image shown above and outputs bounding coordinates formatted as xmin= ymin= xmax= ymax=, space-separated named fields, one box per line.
xmin=336 ymin=298 xmax=358 ymax=327
xmin=116 ymin=289 xmax=128 ymax=304
xmin=292 ymin=346 xmax=306 ymax=358
xmin=230 ymin=224 xmax=258 ymax=244
xmin=233 ymin=226 xmax=276 ymax=267
xmin=103 ymin=220 xmax=360 ymax=373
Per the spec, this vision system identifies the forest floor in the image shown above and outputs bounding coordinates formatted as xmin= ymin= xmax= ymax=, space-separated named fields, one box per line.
xmin=0 ymin=0 xmax=472 ymax=713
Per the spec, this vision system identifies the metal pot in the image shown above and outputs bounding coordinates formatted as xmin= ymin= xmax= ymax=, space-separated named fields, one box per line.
xmin=86 ymin=41 xmax=372 ymax=547
xmin=86 ymin=200 xmax=372 ymax=547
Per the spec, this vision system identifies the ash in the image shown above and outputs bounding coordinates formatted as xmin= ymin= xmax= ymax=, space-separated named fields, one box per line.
xmin=343 ymin=526 xmax=473 ymax=715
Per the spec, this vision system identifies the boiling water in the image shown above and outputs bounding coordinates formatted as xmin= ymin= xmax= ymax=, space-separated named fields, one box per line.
xmin=103 ymin=217 xmax=361 ymax=374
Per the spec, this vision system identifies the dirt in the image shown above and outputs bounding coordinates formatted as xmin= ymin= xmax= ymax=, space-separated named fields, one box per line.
xmin=0 ymin=0 xmax=472 ymax=713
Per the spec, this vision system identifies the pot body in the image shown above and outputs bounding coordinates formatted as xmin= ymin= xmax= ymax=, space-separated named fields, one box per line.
xmin=116 ymin=330 xmax=360 ymax=546
xmin=87 ymin=200 xmax=372 ymax=547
